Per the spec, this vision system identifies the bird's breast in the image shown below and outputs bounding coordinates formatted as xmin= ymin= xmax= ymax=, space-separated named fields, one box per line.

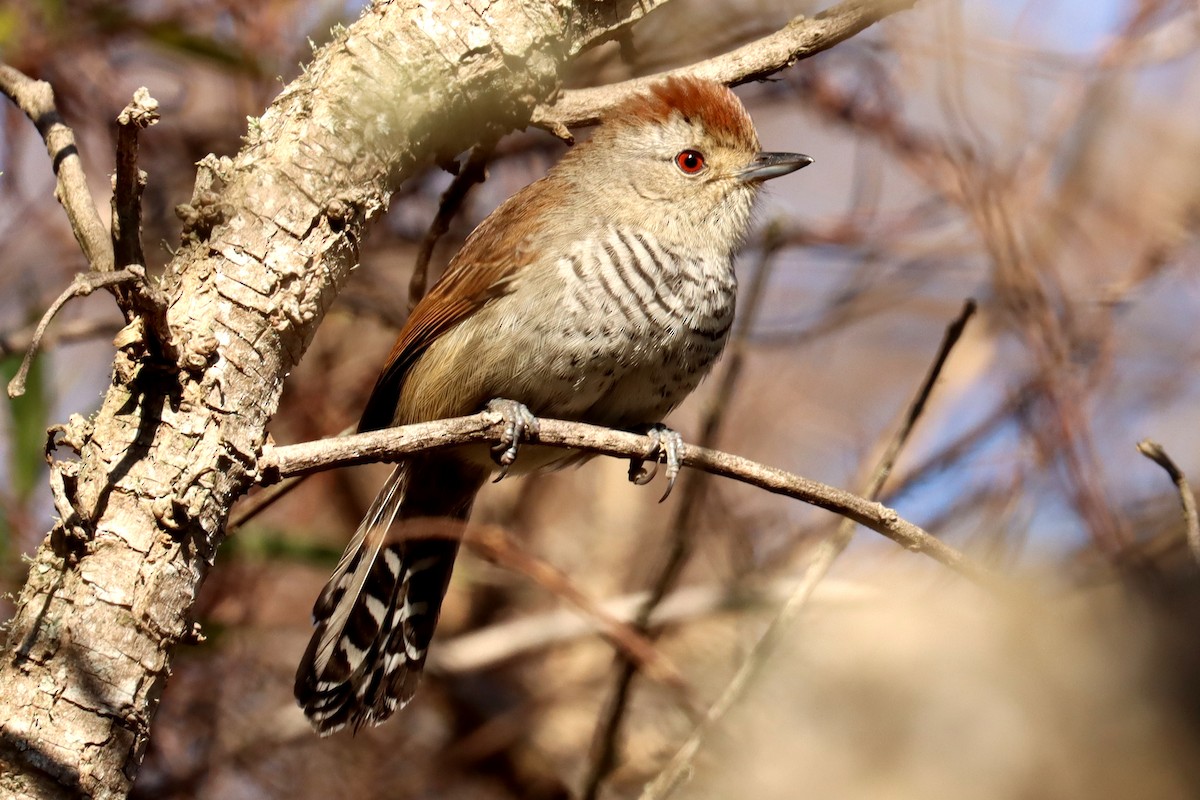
xmin=511 ymin=225 xmax=737 ymax=425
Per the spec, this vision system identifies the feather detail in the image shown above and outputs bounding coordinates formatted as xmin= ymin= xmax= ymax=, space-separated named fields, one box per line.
xmin=295 ymin=458 xmax=485 ymax=734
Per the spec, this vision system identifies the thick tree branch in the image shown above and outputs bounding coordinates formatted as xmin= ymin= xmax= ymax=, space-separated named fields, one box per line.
xmin=534 ymin=0 xmax=918 ymax=137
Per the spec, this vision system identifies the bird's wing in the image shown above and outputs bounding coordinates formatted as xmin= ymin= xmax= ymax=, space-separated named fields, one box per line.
xmin=357 ymin=173 xmax=569 ymax=432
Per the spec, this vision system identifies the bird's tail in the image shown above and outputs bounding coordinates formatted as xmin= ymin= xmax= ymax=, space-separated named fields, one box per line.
xmin=294 ymin=457 xmax=484 ymax=734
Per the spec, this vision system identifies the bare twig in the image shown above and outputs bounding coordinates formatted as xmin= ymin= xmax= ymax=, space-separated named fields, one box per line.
xmin=0 ymin=64 xmax=114 ymax=273
xmin=409 ymin=145 xmax=492 ymax=309
xmin=1136 ymin=439 xmax=1200 ymax=566
xmin=226 ymin=474 xmax=307 ymax=532
xmin=869 ymin=299 xmax=978 ymax=496
xmin=7 ymin=268 xmax=145 ymax=398
xmin=262 ymin=413 xmax=997 ymax=585
xmin=640 ymin=298 xmax=979 ymax=800
xmin=112 ymin=88 xmax=159 ymax=272
xmin=0 ymin=316 xmax=123 ymax=359
xmin=111 ymin=88 xmax=175 ymax=360
xmin=430 ymin=577 xmax=874 ymax=674
xmin=583 ymin=225 xmax=784 ymax=799
xmin=463 ymin=521 xmax=694 ymax=704
xmin=533 ymin=0 xmax=918 ymax=136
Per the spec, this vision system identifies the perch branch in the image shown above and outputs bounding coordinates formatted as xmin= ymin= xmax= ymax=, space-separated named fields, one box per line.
xmin=261 ymin=414 xmax=998 ymax=586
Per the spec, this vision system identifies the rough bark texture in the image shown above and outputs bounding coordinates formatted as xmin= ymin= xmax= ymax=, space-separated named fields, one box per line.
xmin=0 ymin=1 xmax=664 ymax=797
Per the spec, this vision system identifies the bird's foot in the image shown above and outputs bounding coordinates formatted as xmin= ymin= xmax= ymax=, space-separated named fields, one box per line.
xmin=628 ymin=423 xmax=685 ymax=502
xmin=487 ymin=398 xmax=540 ymax=481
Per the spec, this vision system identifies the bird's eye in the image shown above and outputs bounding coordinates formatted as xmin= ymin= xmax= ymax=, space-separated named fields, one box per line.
xmin=674 ymin=149 xmax=706 ymax=175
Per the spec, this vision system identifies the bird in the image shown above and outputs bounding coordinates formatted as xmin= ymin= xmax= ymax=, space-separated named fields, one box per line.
xmin=294 ymin=76 xmax=812 ymax=734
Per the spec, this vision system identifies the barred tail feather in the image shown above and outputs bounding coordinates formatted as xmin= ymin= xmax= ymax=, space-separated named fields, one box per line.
xmin=294 ymin=458 xmax=482 ymax=735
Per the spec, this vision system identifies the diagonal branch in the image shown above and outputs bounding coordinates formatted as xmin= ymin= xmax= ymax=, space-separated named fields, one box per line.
xmin=534 ymin=0 xmax=918 ymax=136
xmin=1136 ymin=439 xmax=1200 ymax=566
xmin=640 ymin=298 xmax=979 ymax=800
xmin=409 ymin=145 xmax=493 ymax=309
xmin=430 ymin=576 xmax=874 ymax=674
xmin=0 ymin=64 xmax=114 ymax=273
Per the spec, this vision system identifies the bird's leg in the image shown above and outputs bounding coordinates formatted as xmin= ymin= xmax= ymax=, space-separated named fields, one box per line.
xmin=487 ymin=398 xmax=540 ymax=481
xmin=628 ymin=423 xmax=685 ymax=502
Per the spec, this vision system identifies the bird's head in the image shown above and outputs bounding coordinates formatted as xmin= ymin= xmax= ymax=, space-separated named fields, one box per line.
xmin=559 ymin=76 xmax=812 ymax=254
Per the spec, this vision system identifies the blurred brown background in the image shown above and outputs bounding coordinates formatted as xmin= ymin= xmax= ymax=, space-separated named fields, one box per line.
xmin=2 ymin=0 xmax=1199 ymax=797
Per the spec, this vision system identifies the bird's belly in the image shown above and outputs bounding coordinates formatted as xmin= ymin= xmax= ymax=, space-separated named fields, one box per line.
xmin=516 ymin=278 xmax=736 ymax=425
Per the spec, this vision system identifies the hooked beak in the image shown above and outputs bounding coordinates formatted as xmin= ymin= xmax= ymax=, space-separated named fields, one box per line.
xmin=736 ymin=152 xmax=814 ymax=183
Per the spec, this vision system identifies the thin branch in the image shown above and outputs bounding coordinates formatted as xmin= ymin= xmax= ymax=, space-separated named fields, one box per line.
xmin=462 ymin=521 xmax=694 ymax=705
xmin=408 ymin=145 xmax=492 ymax=309
xmin=112 ymin=88 xmax=158 ymax=272
xmin=7 ymin=268 xmax=144 ymax=398
xmin=1136 ymin=439 xmax=1200 ymax=566
xmin=226 ymin=474 xmax=307 ymax=532
xmin=640 ymin=298 xmax=979 ymax=800
xmin=430 ymin=576 xmax=874 ymax=675
xmin=870 ymin=299 xmax=978 ymax=496
xmin=533 ymin=0 xmax=918 ymax=136
xmin=0 ymin=316 xmax=122 ymax=360
xmin=111 ymin=88 xmax=175 ymax=360
xmin=0 ymin=64 xmax=114 ymax=273
xmin=583 ymin=225 xmax=784 ymax=799
xmin=262 ymin=422 xmax=998 ymax=588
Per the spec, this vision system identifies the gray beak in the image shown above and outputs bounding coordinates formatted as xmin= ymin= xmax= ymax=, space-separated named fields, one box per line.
xmin=737 ymin=152 xmax=814 ymax=183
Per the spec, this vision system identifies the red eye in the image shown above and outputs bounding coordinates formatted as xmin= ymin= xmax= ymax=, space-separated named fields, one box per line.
xmin=675 ymin=149 xmax=705 ymax=174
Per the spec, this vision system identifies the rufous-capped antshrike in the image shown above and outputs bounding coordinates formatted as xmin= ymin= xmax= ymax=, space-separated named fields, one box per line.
xmin=294 ymin=76 xmax=812 ymax=734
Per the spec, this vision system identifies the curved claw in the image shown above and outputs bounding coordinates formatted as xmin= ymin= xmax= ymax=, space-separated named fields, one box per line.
xmin=629 ymin=458 xmax=657 ymax=486
xmin=656 ymin=427 xmax=684 ymax=502
xmin=628 ymin=424 xmax=685 ymax=502
xmin=487 ymin=398 xmax=539 ymax=482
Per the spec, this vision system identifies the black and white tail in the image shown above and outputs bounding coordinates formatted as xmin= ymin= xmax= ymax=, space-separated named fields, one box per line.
xmin=294 ymin=458 xmax=483 ymax=734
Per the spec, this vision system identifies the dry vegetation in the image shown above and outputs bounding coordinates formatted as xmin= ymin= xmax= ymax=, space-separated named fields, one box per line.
xmin=2 ymin=0 xmax=1199 ymax=798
